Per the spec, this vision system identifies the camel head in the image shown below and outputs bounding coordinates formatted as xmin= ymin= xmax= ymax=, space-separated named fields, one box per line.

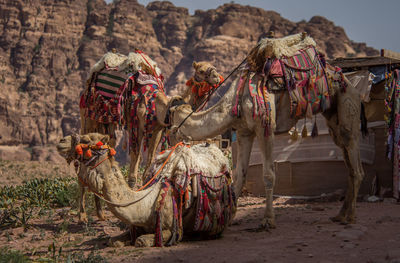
xmin=57 ymin=133 xmax=110 ymax=164
xmin=193 ymin=61 xmax=222 ymax=86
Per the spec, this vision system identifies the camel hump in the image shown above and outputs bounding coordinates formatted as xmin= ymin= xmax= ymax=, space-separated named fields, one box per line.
xmin=258 ymin=32 xmax=317 ymax=59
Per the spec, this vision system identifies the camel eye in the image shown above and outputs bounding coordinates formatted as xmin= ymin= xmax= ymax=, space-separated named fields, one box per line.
xmin=199 ymin=70 xmax=205 ymax=74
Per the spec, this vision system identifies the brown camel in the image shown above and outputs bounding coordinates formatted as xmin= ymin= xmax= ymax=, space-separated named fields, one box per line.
xmin=79 ymin=52 xmax=223 ymax=222
xmin=182 ymin=61 xmax=224 ymax=110
xmin=170 ymin=33 xmax=367 ymax=229
xmin=56 ymin=133 xmax=235 ymax=247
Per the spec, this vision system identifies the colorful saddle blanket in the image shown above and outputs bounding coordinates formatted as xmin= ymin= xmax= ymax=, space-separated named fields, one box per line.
xmin=279 ymin=46 xmax=331 ymax=118
xmin=80 ymin=69 xmax=128 ymax=125
xmin=154 ymin=169 xmax=235 ymax=247
xmin=129 ymin=71 xmax=164 ymax=152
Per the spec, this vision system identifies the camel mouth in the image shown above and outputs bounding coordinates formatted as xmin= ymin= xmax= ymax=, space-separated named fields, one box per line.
xmin=206 ymin=74 xmax=220 ymax=86
xmin=56 ymin=145 xmax=70 ymax=156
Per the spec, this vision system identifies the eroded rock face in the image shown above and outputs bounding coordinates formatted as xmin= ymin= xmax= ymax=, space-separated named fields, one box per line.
xmin=0 ymin=0 xmax=378 ymax=156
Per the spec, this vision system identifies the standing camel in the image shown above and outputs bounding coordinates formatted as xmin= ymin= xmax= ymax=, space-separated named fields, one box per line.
xmin=170 ymin=32 xmax=366 ymax=228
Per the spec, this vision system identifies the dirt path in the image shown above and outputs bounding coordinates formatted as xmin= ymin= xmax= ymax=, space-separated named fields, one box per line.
xmin=134 ymin=197 xmax=400 ymax=263
xmin=2 ymin=196 xmax=399 ymax=262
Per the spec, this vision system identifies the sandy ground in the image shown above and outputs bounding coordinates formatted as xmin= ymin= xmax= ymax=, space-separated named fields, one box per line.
xmin=1 ymin=195 xmax=399 ymax=263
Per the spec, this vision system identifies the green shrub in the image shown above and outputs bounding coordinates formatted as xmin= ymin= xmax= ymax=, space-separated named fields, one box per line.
xmin=66 ymin=250 xmax=108 ymax=263
xmin=0 ymin=247 xmax=29 ymax=263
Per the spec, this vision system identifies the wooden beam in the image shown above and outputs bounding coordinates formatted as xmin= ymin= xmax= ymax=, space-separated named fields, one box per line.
xmin=329 ymin=56 xmax=400 ymax=69
xmin=381 ymin=49 xmax=400 ymax=61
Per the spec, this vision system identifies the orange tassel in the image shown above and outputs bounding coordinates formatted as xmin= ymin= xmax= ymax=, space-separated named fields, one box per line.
xmin=84 ymin=149 xmax=92 ymax=158
xmin=75 ymin=145 xmax=83 ymax=156
xmin=109 ymin=148 xmax=116 ymax=156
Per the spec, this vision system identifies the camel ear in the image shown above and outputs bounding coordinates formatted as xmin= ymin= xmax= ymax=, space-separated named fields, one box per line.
xmin=71 ymin=133 xmax=80 ymax=146
xmin=100 ymin=135 xmax=110 ymax=145
xmin=192 ymin=61 xmax=198 ymax=69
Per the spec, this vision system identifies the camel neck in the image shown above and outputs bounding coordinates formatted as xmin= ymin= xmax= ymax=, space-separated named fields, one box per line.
xmin=91 ymin=162 xmax=162 ymax=226
xmin=178 ymin=78 xmax=238 ymax=140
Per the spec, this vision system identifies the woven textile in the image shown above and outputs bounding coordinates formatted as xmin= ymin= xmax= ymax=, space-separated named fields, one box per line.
xmin=152 ymin=167 xmax=235 ymax=246
xmin=386 ymin=70 xmax=400 ymax=198
xmin=81 ymin=69 xmax=129 ymax=125
xmin=232 ymin=73 xmax=271 ymax=136
xmin=129 ymin=71 xmax=164 ymax=152
xmin=279 ymin=46 xmax=331 ymax=118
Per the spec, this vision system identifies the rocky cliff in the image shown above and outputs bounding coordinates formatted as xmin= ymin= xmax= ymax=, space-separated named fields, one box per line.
xmin=0 ymin=0 xmax=378 ymax=160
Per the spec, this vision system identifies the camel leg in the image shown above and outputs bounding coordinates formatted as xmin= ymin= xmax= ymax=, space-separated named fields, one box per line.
xmin=324 ymin=96 xmax=364 ymax=224
xmin=257 ymin=133 xmax=276 ymax=230
xmin=94 ymin=196 xmax=106 ymax=221
xmin=128 ymin=128 xmax=144 ymax=188
xmin=135 ymin=230 xmax=172 ymax=247
xmin=233 ymin=132 xmax=254 ymax=199
xmin=143 ymin=128 xmax=164 ymax=180
xmin=341 ymin=145 xmax=364 ymax=223
xmin=128 ymin=150 xmax=142 ymax=188
xmin=78 ymin=181 xmax=88 ymax=224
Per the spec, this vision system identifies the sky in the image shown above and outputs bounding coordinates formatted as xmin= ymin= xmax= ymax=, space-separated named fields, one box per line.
xmin=127 ymin=0 xmax=400 ymax=54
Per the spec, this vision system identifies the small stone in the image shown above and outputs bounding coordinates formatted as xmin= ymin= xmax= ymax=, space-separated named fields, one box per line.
xmin=312 ymin=206 xmax=325 ymax=211
xmin=367 ymin=195 xmax=380 ymax=202
xmin=297 ymin=248 xmax=302 ymax=251
xmin=308 ymin=254 xmax=313 ymax=258
xmin=383 ymin=198 xmax=397 ymax=204
xmin=336 ymin=229 xmax=365 ymax=240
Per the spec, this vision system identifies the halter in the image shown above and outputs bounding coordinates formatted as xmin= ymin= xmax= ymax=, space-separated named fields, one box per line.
xmin=72 ymin=140 xmax=186 ymax=207
xmin=74 ymin=141 xmax=116 ymax=169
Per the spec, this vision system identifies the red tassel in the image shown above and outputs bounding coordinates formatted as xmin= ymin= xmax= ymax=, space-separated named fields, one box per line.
xmin=96 ymin=141 xmax=104 ymax=147
xmin=75 ymin=145 xmax=83 ymax=156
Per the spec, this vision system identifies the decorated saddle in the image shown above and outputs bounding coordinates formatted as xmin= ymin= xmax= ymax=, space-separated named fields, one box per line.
xmin=80 ymin=68 xmax=128 ymax=125
xmin=80 ymin=50 xmax=165 ymax=152
xmin=142 ymin=143 xmax=236 ymax=247
xmin=128 ymin=71 xmax=165 ymax=152
xmin=80 ymin=52 xmax=130 ymax=125
xmin=232 ymin=33 xmax=348 ymax=137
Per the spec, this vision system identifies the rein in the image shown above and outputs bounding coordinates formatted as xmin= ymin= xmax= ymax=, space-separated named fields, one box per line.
xmin=74 ymin=141 xmax=186 ymax=207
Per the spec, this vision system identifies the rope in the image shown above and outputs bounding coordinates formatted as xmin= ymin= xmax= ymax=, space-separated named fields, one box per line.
xmin=136 ymin=49 xmax=164 ymax=92
xmin=135 ymin=142 xmax=185 ymax=192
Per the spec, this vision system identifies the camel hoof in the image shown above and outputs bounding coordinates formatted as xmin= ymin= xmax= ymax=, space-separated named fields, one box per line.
xmin=260 ymin=218 xmax=276 ymax=231
xmin=128 ymin=180 xmax=136 ymax=189
xmin=109 ymin=240 xmax=125 ymax=248
xmin=135 ymin=236 xmax=152 ymax=247
xmin=330 ymin=215 xmax=349 ymax=225
xmin=78 ymin=213 xmax=88 ymax=224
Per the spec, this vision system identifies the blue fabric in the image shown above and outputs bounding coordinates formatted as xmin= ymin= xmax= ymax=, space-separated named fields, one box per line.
xmin=369 ymin=66 xmax=387 ymax=84
xmin=231 ymin=131 xmax=237 ymax=142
